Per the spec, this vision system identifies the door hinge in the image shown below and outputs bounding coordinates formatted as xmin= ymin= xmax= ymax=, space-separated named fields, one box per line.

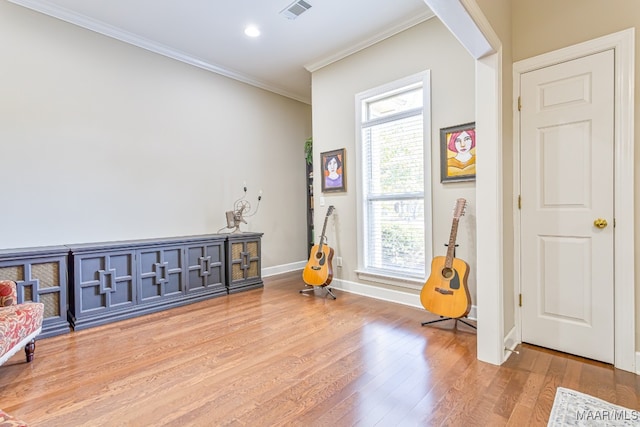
xmin=518 ymin=96 xmax=522 ymax=111
xmin=519 ymin=293 xmax=522 ymax=307
xmin=518 ymin=195 xmax=521 ymax=209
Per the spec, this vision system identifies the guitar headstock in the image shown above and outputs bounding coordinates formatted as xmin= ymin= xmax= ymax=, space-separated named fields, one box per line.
xmin=326 ymin=205 xmax=335 ymax=216
xmin=453 ymin=198 xmax=467 ymax=219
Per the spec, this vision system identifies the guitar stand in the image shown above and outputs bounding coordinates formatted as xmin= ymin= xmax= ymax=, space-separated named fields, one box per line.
xmin=300 ymin=285 xmax=337 ymax=300
xmin=421 ymin=316 xmax=476 ymax=330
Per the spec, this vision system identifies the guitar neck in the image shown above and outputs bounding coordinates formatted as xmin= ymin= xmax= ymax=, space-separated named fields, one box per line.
xmin=317 ymin=211 xmax=331 ymax=251
xmin=445 ymin=218 xmax=460 ymax=268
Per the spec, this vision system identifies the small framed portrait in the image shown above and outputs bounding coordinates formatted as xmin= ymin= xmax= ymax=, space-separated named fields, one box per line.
xmin=440 ymin=122 xmax=476 ymax=183
xmin=320 ymin=148 xmax=346 ymax=193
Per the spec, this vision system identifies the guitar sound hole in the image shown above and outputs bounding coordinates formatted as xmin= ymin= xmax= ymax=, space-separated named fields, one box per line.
xmin=441 ymin=267 xmax=454 ymax=279
xmin=315 ymin=252 xmax=323 ymax=260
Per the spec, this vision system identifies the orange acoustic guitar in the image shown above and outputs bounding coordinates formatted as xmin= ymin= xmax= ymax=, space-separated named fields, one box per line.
xmin=420 ymin=198 xmax=471 ymax=319
xmin=302 ymin=205 xmax=335 ymax=287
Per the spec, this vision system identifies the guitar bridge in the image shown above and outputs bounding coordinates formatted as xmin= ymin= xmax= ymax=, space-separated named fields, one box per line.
xmin=435 ymin=287 xmax=454 ymax=295
xmin=311 ymin=266 xmax=321 ymax=271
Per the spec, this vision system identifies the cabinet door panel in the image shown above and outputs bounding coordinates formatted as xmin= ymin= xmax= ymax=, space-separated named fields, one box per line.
xmin=76 ymin=251 xmax=135 ymax=314
xmin=109 ymin=254 xmax=136 ymax=307
xmin=139 ymin=250 xmax=161 ymax=301
xmin=205 ymin=243 xmax=225 ymax=290
xmin=246 ymin=242 xmax=260 ymax=279
xmin=138 ymin=247 xmax=184 ymax=303
xmin=186 ymin=242 xmax=225 ymax=295
xmin=0 ymin=251 xmax=70 ymax=338
xmin=164 ymin=248 xmax=183 ymax=295
xmin=226 ymin=234 xmax=263 ymax=293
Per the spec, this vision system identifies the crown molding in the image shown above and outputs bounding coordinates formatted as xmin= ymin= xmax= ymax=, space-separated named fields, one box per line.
xmin=9 ymin=0 xmax=311 ymax=104
xmin=304 ymin=10 xmax=435 ymax=73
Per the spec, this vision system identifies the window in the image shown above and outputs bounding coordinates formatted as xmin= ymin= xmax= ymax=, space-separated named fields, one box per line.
xmin=356 ymin=71 xmax=432 ymax=286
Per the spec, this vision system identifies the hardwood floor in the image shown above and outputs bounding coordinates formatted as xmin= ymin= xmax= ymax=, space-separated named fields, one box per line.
xmin=1 ymin=271 xmax=639 ymax=426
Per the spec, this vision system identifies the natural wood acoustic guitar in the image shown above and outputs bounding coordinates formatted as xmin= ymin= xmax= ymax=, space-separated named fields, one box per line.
xmin=420 ymin=198 xmax=471 ymax=319
xmin=302 ymin=205 xmax=335 ymax=287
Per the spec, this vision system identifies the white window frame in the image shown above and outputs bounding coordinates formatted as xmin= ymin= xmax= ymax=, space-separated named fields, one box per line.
xmin=354 ymin=70 xmax=432 ymax=290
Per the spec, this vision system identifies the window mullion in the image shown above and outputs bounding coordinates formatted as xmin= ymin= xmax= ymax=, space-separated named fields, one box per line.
xmin=362 ymin=107 xmax=423 ymax=129
xmin=367 ymin=192 xmax=424 ymax=201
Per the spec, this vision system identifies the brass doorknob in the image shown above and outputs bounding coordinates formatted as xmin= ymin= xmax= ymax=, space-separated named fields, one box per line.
xmin=594 ymin=218 xmax=608 ymax=229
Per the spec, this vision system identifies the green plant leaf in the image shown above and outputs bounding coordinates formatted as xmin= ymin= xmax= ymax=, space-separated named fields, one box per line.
xmin=304 ymin=137 xmax=313 ymax=165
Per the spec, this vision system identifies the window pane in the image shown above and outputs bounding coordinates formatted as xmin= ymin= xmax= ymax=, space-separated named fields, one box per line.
xmin=367 ymin=198 xmax=425 ymax=275
xmin=358 ymin=75 xmax=429 ymax=281
xmin=365 ymin=115 xmax=423 ymax=195
xmin=367 ymin=87 xmax=422 ymax=120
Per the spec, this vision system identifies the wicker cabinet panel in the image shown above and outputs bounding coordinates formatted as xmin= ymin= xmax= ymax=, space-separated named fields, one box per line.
xmin=0 ymin=247 xmax=70 ymax=338
xmin=225 ymin=233 xmax=263 ymax=293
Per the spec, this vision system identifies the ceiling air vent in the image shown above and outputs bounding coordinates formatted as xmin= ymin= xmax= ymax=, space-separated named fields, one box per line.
xmin=280 ymin=0 xmax=312 ymax=20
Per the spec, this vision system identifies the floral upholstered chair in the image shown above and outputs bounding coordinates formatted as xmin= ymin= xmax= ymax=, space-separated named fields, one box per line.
xmin=0 ymin=280 xmax=44 ymax=366
xmin=0 ymin=408 xmax=29 ymax=426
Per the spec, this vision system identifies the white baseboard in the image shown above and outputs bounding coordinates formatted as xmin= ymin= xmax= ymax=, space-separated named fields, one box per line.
xmin=312 ymin=275 xmax=477 ymax=320
xmin=262 ymin=261 xmax=306 ymax=278
xmin=503 ymin=325 xmax=518 ymax=363
xmin=330 ymin=277 xmax=423 ymax=308
xmin=264 ymin=264 xmax=478 ymax=320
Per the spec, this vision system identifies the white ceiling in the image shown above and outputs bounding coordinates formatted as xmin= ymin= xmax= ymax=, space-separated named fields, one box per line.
xmin=10 ymin=0 xmax=435 ymax=104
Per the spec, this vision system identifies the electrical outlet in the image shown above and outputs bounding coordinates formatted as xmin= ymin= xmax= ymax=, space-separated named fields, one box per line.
xmin=336 ymin=256 xmax=343 ymax=267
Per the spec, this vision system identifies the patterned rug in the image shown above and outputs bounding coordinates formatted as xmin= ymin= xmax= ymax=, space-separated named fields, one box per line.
xmin=548 ymin=387 xmax=639 ymax=426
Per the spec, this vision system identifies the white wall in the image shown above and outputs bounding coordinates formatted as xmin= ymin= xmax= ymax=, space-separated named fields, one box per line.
xmin=311 ymin=19 xmax=476 ymax=299
xmin=0 ymin=2 xmax=312 ymax=269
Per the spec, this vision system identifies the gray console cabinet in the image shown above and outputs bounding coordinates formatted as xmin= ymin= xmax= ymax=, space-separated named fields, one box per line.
xmin=68 ymin=235 xmax=226 ymax=330
xmin=225 ymin=232 xmax=263 ymax=293
xmin=0 ymin=246 xmax=71 ymax=338
xmin=0 ymin=233 xmax=261 ymax=334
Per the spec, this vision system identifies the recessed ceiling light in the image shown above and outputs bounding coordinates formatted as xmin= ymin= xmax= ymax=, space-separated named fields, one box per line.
xmin=244 ymin=25 xmax=260 ymax=38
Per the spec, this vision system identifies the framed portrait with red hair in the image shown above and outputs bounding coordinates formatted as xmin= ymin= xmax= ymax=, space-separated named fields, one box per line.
xmin=440 ymin=122 xmax=476 ymax=183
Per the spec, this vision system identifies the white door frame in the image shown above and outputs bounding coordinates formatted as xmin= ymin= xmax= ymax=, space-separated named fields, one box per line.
xmin=513 ymin=29 xmax=635 ymax=372
xmin=424 ymin=0 xmax=505 ymax=365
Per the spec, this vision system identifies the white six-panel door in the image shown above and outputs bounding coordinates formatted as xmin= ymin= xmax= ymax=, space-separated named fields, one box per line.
xmin=520 ymin=49 xmax=614 ymax=363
